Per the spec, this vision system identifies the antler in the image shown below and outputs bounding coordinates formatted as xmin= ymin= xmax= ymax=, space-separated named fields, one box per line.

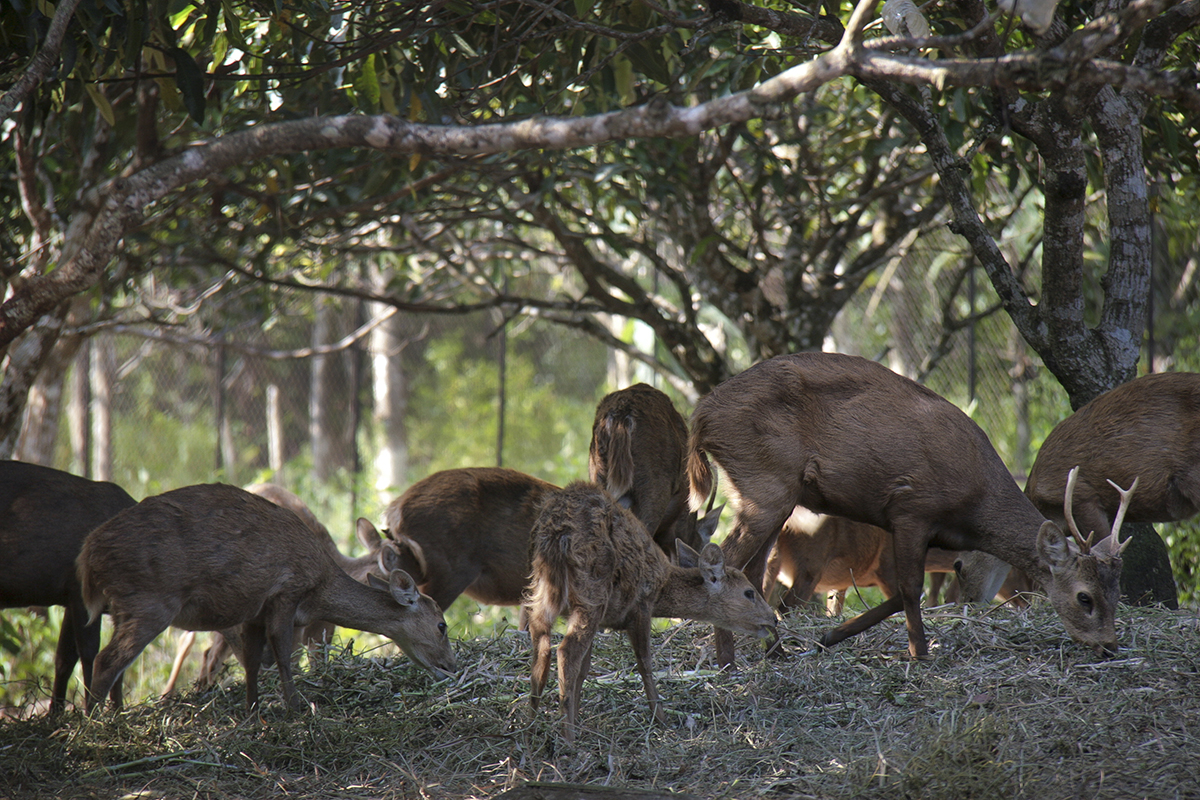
xmin=1063 ymin=466 xmax=1095 ymax=552
xmin=1103 ymin=475 xmax=1140 ymax=558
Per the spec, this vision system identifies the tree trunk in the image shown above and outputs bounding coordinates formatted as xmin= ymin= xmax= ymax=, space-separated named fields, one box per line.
xmin=1119 ymin=523 xmax=1180 ymax=609
xmin=370 ymin=303 xmax=410 ymax=495
xmin=90 ymin=332 xmax=113 ymax=481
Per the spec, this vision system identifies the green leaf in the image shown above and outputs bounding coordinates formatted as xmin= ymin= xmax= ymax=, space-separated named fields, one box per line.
xmin=354 ymin=53 xmax=381 ymax=109
xmin=170 ymin=47 xmax=207 ymax=124
xmin=84 ymin=82 xmax=116 ymax=126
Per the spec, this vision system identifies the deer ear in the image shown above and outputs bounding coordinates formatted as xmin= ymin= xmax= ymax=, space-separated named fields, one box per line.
xmin=1037 ymin=520 xmax=1076 ymax=573
xmin=377 ymin=540 xmax=404 ymax=574
xmin=387 ymin=569 xmax=422 ymax=609
xmin=357 ymin=518 xmax=382 ymax=552
xmin=695 ymin=504 xmax=725 ymax=543
xmin=699 ymin=542 xmax=727 ymax=584
xmin=675 ymin=540 xmax=700 ymax=568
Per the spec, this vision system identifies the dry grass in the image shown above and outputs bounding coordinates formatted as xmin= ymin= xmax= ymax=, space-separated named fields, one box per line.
xmin=2 ymin=600 xmax=1199 ymax=799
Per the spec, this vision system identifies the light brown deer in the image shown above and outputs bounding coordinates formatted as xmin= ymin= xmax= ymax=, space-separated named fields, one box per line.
xmin=163 ymin=483 xmax=404 ymax=695
xmin=764 ymin=508 xmax=965 ymax=612
xmin=589 ymin=383 xmax=722 ymax=554
xmin=526 ymin=481 xmax=776 ymax=742
xmin=0 ymin=461 xmax=137 ymax=713
xmin=686 ymin=352 xmax=1135 ymax=665
xmin=78 ymin=483 xmax=456 ymax=713
xmin=382 ymin=467 xmax=558 ymax=622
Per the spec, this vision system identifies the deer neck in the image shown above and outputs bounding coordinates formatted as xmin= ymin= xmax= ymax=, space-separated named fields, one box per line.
xmin=307 ymin=572 xmax=395 ymax=632
xmin=648 ymin=568 xmax=702 ymax=620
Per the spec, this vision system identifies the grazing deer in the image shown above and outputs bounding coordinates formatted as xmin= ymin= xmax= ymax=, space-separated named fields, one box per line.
xmin=526 ymin=481 xmax=776 ymax=742
xmin=382 ymin=467 xmax=558 ymax=622
xmin=589 ymin=383 xmax=723 ymax=554
xmin=0 ymin=461 xmax=137 ymax=713
xmin=687 ymin=352 xmax=1135 ymax=665
xmin=78 ymin=483 xmax=456 ymax=713
xmin=163 ymin=483 xmax=404 ymax=695
xmin=764 ymin=508 xmax=965 ymax=612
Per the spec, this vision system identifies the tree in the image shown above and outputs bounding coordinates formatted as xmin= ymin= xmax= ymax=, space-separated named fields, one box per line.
xmin=2 ymin=0 xmax=1196 ymax=599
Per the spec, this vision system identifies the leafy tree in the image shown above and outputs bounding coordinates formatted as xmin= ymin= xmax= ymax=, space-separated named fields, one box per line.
xmin=2 ymin=0 xmax=1197 ymax=605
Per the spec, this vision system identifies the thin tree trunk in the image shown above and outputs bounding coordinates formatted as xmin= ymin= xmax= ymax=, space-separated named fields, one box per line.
xmin=90 ymin=332 xmax=113 ymax=481
xmin=370 ymin=302 xmax=409 ymax=494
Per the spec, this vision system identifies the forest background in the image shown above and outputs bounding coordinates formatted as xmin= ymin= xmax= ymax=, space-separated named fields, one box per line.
xmin=1 ymin=0 xmax=1199 ymax=711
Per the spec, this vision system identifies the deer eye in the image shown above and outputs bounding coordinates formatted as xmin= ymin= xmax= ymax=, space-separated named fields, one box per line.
xmin=438 ymin=622 xmax=448 ymax=635
xmin=1077 ymin=592 xmax=1094 ymax=612
xmin=744 ymin=589 xmax=755 ymax=600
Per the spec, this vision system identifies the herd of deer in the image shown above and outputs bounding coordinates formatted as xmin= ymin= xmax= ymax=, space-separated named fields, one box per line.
xmin=3 ymin=353 xmax=1198 ymax=742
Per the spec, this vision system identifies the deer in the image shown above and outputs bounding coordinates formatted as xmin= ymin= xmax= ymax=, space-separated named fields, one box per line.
xmin=589 ymin=383 xmax=723 ymax=554
xmin=163 ymin=483 xmax=405 ymax=695
xmin=764 ymin=508 xmax=966 ymax=613
xmin=949 ymin=372 xmax=1198 ymax=611
xmin=381 ymin=467 xmax=558 ymax=624
xmin=686 ymin=352 xmax=1136 ymax=666
xmin=526 ymin=481 xmax=777 ymax=743
xmin=77 ymin=483 xmax=456 ymax=713
xmin=0 ymin=461 xmax=137 ymax=713
xmin=1023 ymin=371 xmax=1199 ymax=540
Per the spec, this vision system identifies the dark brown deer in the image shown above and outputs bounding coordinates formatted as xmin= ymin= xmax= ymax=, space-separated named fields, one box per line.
xmin=764 ymin=509 xmax=965 ymax=612
xmin=163 ymin=483 xmax=404 ymax=695
xmin=0 ymin=461 xmax=137 ymax=713
xmin=686 ymin=352 xmax=1135 ymax=665
xmin=589 ymin=383 xmax=722 ymax=554
xmin=78 ymin=483 xmax=456 ymax=713
xmin=526 ymin=481 xmax=776 ymax=742
xmin=382 ymin=467 xmax=558 ymax=621
xmin=1024 ymin=371 xmax=1200 ymax=539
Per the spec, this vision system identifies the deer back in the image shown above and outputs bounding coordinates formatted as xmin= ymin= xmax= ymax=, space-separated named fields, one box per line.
xmin=589 ymin=384 xmax=715 ymax=553
xmin=382 ymin=467 xmax=557 ymax=609
xmin=688 ymin=353 xmax=1030 ymax=552
xmin=79 ymin=484 xmax=341 ymax=632
xmin=1 ymin=460 xmax=136 ymax=608
xmin=1025 ymin=371 xmax=1200 ymax=537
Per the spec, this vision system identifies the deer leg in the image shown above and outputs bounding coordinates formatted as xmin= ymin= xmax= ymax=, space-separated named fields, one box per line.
xmin=625 ymin=608 xmax=663 ymax=725
xmin=88 ymin=608 xmax=172 ymax=715
xmin=198 ymin=632 xmax=234 ymax=688
xmin=558 ymin=607 xmax=601 ymax=743
xmin=716 ymin=512 xmax=785 ymax=667
xmin=52 ymin=607 xmax=82 ymax=714
xmin=528 ymin=610 xmax=554 ymax=713
xmin=240 ymin=623 xmax=267 ymax=711
xmin=891 ymin=526 xmax=932 ymax=659
xmin=264 ymin=614 xmax=301 ymax=711
xmin=163 ymin=630 xmax=196 ymax=696
xmin=821 ymin=594 xmax=905 ymax=648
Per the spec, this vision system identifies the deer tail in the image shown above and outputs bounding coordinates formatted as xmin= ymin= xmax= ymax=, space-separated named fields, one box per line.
xmin=590 ymin=413 xmax=635 ymax=503
xmin=686 ymin=426 xmax=716 ymax=513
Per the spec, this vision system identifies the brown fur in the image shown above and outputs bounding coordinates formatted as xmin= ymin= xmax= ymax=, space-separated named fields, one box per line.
xmin=164 ymin=484 xmax=406 ymax=695
xmin=686 ymin=352 xmax=1127 ymax=665
xmin=525 ymin=481 xmax=776 ymax=742
xmin=765 ymin=510 xmax=967 ymax=612
xmin=382 ymin=467 xmax=557 ymax=619
xmin=589 ymin=384 xmax=720 ymax=554
xmin=78 ymin=483 xmax=455 ymax=713
xmin=1025 ymin=372 xmax=1200 ymax=537
xmin=0 ymin=461 xmax=136 ymax=713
